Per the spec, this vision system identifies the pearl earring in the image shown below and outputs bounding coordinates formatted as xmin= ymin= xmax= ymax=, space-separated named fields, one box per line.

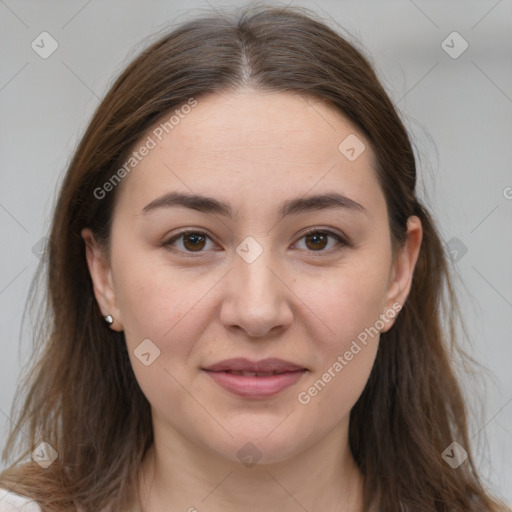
xmin=104 ymin=315 xmax=114 ymax=326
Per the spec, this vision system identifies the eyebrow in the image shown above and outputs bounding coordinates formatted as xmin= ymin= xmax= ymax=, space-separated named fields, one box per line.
xmin=141 ymin=191 xmax=368 ymax=220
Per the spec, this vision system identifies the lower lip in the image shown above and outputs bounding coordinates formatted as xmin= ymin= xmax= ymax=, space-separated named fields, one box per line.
xmin=203 ymin=370 xmax=307 ymax=398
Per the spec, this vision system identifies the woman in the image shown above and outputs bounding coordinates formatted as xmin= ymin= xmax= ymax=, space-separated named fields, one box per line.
xmin=0 ymin=4 xmax=509 ymax=512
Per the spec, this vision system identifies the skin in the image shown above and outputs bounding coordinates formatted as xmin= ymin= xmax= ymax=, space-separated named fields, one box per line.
xmin=82 ymin=88 xmax=422 ymax=512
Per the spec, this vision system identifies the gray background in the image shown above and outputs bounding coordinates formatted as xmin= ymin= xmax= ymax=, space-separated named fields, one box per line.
xmin=1 ymin=0 xmax=511 ymax=504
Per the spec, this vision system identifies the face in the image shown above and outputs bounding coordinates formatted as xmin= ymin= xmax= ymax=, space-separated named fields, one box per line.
xmin=83 ymin=89 xmax=421 ymax=465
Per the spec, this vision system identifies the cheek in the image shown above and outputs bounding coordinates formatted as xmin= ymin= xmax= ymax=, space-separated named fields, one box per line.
xmin=293 ymin=248 xmax=391 ymax=406
xmin=295 ymin=282 xmax=383 ymax=421
xmin=112 ymin=238 xmax=205 ymax=330
xmin=111 ymin=250 xmax=216 ymax=387
xmin=302 ymin=252 xmax=392 ymax=349
xmin=114 ymin=261 xmax=210 ymax=412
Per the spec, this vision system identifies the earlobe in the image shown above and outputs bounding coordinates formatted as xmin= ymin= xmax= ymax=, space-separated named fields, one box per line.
xmin=381 ymin=216 xmax=423 ymax=333
xmin=81 ymin=228 xmax=123 ymax=331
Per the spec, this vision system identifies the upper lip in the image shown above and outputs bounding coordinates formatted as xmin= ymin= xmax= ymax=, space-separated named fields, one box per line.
xmin=202 ymin=358 xmax=307 ymax=373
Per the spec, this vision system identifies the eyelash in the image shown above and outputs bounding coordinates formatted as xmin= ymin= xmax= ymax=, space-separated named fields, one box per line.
xmin=162 ymin=228 xmax=350 ymax=257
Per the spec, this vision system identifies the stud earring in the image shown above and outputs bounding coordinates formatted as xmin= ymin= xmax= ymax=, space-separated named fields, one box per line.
xmin=103 ymin=315 xmax=114 ymax=326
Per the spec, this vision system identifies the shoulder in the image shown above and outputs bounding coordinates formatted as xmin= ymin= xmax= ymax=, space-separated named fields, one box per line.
xmin=0 ymin=488 xmax=42 ymax=512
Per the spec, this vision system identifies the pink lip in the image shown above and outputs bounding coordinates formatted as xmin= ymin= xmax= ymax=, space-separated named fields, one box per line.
xmin=202 ymin=357 xmax=308 ymax=398
xmin=202 ymin=357 xmax=306 ymax=373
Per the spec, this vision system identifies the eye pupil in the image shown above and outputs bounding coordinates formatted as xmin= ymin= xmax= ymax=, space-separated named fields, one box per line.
xmin=183 ymin=233 xmax=206 ymax=251
xmin=306 ymin=232 xmax=328 ymax=251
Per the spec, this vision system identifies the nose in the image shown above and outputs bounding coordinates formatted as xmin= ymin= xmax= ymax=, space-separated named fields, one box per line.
xmin=219 ymin=246 xmax=293 ymax=339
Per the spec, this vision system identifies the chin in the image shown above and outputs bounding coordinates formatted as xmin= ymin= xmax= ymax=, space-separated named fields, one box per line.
xmin=203 ymin=427 xmax=309 ymax=466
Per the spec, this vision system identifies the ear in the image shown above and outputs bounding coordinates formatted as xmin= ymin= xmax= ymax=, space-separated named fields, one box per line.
xmin=81 ymin=228 xmax=123 ymax=331
xmin=380 ymin=215 xmax=422 ymax=333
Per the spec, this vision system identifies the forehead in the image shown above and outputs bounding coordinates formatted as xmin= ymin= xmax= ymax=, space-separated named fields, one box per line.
xmin=115 ymin=89 xmax=382 ymax=216
xmin=160 ymin=89 xmax=368 ymax=160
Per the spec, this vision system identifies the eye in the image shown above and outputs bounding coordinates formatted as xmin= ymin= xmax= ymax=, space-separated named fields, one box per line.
xmin=163 ymin=230 xmax=216 ymax=254
xmin=163 ymin=228 xmax=348 ymax=256
xmin=293 ymin=229 xmax=348 ymax=253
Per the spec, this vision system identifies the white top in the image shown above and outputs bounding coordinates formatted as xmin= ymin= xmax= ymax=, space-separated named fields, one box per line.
xmin=0 ymin=489 xmax=42 ymax=512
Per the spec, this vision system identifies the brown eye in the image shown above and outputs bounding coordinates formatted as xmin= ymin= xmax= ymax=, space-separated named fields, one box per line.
xmin=164 ymin=231 xmax=214 ymax=253
xmin=304 ymin=232 xmax=329 ymax=251
xmin=295 ymin=229 xmax=347 ymax=253
xmin=182 ymin=232 xmax=207 ymax=251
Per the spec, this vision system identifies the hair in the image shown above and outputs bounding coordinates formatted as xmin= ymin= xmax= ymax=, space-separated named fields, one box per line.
xmin=0 ymin=3 xmax=509 ymax=512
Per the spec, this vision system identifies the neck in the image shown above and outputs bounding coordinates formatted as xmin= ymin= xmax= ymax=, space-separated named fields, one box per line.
xmin=137 ymin=418 xmax=365 ymax=512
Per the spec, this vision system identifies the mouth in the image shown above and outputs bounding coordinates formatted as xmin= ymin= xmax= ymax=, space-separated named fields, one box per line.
xmin=216 ymin=370 xmax=299 ymax=377
xmin=201 ymin=358 xmax=308 ymax=398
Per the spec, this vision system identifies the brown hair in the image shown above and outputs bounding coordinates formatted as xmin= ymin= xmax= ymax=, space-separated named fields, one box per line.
xmin=1 ymin=4 xmax=509 ymax=511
